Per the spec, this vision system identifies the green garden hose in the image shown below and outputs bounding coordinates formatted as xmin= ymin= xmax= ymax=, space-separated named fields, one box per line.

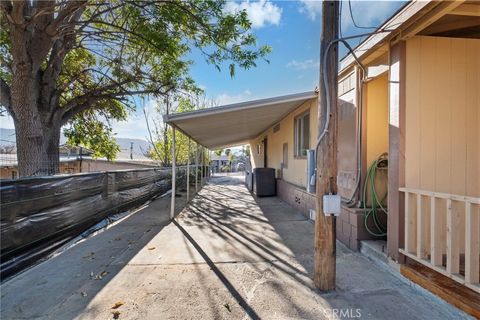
xmin=362 ymin=153 xmax=388 ymax=237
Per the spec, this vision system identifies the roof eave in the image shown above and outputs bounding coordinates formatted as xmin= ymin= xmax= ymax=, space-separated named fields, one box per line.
xmin=163 ymin=91 xmax=317 ymax=124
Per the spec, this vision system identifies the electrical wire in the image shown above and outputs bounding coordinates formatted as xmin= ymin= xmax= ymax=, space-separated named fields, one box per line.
xmin=348 ymin=0 xmax=377 ymax=30
xmin=342 ymin=68 xmax=365 ymax=207
xmin=362 ymin=153 xmax=388 ymax=237
xmin=315 ymin=28 xmax=396 ymax=206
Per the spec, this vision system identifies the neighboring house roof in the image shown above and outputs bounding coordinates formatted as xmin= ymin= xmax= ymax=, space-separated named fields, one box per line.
xmin=0 ymin=153 xmax=81 ymax=168
xmin=163 ymin=91 xmax=317 ymax=149
xmin=59 ymin=144 xmax=94 ymax=156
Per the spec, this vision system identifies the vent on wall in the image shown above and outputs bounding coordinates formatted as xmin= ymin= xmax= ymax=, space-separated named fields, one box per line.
xmin=273 ymin=123 xmax=280 ymax=133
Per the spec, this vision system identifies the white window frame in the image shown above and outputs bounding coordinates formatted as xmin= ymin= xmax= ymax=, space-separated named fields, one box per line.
xmin=294 ymin=111 xmax=310 ymax=157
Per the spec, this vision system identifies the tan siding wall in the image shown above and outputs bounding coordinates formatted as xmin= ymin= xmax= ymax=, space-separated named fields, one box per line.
xmin=366 ymin=73 xmax=389 ymax=166
xmin=364 ymin=73 xmax=389 ymax=204
xmin=249 ymin=98 xmax=318 ymax=188
xmin=405 ymin=36 xmax=480 ymax=197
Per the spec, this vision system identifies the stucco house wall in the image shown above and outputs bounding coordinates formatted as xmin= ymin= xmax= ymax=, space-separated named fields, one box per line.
xmin=249 ymin=98 xmax=318 ymax=189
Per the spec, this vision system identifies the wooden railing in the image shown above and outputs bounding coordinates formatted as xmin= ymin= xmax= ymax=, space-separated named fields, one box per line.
xmin=399 ymin=187 xmax=480 ymax=293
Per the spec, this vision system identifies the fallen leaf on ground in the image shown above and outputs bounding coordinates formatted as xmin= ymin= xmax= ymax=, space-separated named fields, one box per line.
xmin=112 ymin=301 xmax=124 ymax=309
xmin=223 ymin=303 xmax=231 ymax=312
xmin=147 ymin=246 xmax=156 ymax=250
xmin=112 ymin=310 xmax=120 ymax=319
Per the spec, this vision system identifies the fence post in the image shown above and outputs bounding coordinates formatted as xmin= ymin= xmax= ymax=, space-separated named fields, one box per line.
xmin=106 ymin=172 xmax=116 ymax=197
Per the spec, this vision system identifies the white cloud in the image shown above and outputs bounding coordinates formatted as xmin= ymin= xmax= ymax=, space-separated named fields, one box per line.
xmin=224 ymin=0 xmax=282 ymax=29
xmin=214 ymin=89 xmax=253 ymax=106
xmin=287 ymin=59 xmax=320 ymax=70
xmin=298 ymin=0 xmax=322 ymax=21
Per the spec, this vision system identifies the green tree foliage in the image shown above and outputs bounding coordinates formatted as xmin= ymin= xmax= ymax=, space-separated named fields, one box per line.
xmin=0 ymin=0 xmax=271 ymax=176
xmin=148 ymin=94 xmax=205 ymax=166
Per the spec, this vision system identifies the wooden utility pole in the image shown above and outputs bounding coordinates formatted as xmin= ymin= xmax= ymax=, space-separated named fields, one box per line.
xmin=314 ymin=0 xmax=339 ymax=291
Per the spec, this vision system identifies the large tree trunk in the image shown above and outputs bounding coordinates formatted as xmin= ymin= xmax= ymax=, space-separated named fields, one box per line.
xmin=15 ymin=121 xmax=60 ymax=177
xmin=11 ymin=71 xmax=60 ymax=177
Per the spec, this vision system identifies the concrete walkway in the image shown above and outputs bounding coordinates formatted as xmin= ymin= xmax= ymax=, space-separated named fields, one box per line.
xmin=1 ymin=175 xmax=470 ymax=319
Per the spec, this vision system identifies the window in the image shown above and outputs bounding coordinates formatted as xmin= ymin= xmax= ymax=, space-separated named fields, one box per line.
xmin=282 ymin=143 xmax=288 ymax=168
xmin=294 ymin=111 xmax=310 ymax=157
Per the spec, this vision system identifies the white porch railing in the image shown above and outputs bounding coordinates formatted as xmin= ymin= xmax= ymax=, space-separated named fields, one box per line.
xmin=399 ymin=187 xmax=480 ymax=293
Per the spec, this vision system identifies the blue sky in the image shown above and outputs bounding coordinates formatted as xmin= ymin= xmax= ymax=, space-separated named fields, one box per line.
xmin=0 ymin=1 xmax=406 ymax=141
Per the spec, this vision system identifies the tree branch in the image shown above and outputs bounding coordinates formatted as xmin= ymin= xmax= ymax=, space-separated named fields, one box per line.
xmin=46 ymin=0 xmax=87 ymax=35
xmin=143 ymin=105 xmax=163 ymax=162
xmin=60 ymin=86 xmax=172 ymax=125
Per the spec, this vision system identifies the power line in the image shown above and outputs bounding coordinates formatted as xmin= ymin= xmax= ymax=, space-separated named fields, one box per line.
xmin=348 ymin=0 xmax=377 ymax=30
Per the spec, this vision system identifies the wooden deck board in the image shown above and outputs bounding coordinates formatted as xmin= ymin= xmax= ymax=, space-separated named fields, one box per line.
xmin=400 ymin=260 xmax=480 ymax=318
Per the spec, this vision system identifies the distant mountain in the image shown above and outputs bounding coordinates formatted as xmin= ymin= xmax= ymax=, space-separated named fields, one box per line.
xmin=0 ymin=127 xmax=151 ymax=159
xmin=115 ymin=137 xmax=151 ymax=159
xmin=0 ymin=128 xmax=17 ymax=145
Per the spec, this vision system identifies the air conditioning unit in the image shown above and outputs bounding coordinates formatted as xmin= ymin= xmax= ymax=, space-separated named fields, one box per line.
xmin=253 ymin=168 xmax=276 ymax=197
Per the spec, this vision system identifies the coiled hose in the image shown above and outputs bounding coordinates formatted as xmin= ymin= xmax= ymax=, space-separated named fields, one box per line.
xmin=362 ymin=153 xmax=388 ymax=237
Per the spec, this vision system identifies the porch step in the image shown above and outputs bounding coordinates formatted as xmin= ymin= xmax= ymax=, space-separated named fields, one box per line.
xmin=360 ymin=240 xmax=388 ymax=266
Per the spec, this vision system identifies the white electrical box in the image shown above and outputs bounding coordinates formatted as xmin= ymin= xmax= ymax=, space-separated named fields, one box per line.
xmin=323 ymin=194 xmax=341 ymax=216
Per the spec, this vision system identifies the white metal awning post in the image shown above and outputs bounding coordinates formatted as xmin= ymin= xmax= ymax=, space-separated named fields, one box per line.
xmin=170 ymin=126 xmax=176 ymax=219
xmin=195 ymin=143 xmax=198 ymax=192
xmin=210 ymin=150 xmax=213 ymax=177
xmin=200 ymin=146 xmax=204 ymax=186
xmin=186 ymin=138 xmax=190 ymax=202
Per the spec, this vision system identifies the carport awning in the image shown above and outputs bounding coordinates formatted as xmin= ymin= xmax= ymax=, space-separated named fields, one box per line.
xmin=163 ymin=91 xmax=317 ymax=149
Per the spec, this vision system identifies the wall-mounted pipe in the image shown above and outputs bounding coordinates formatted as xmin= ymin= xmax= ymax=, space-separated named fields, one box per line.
xmin=314 ymin=32 xmax=378 ymax=207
